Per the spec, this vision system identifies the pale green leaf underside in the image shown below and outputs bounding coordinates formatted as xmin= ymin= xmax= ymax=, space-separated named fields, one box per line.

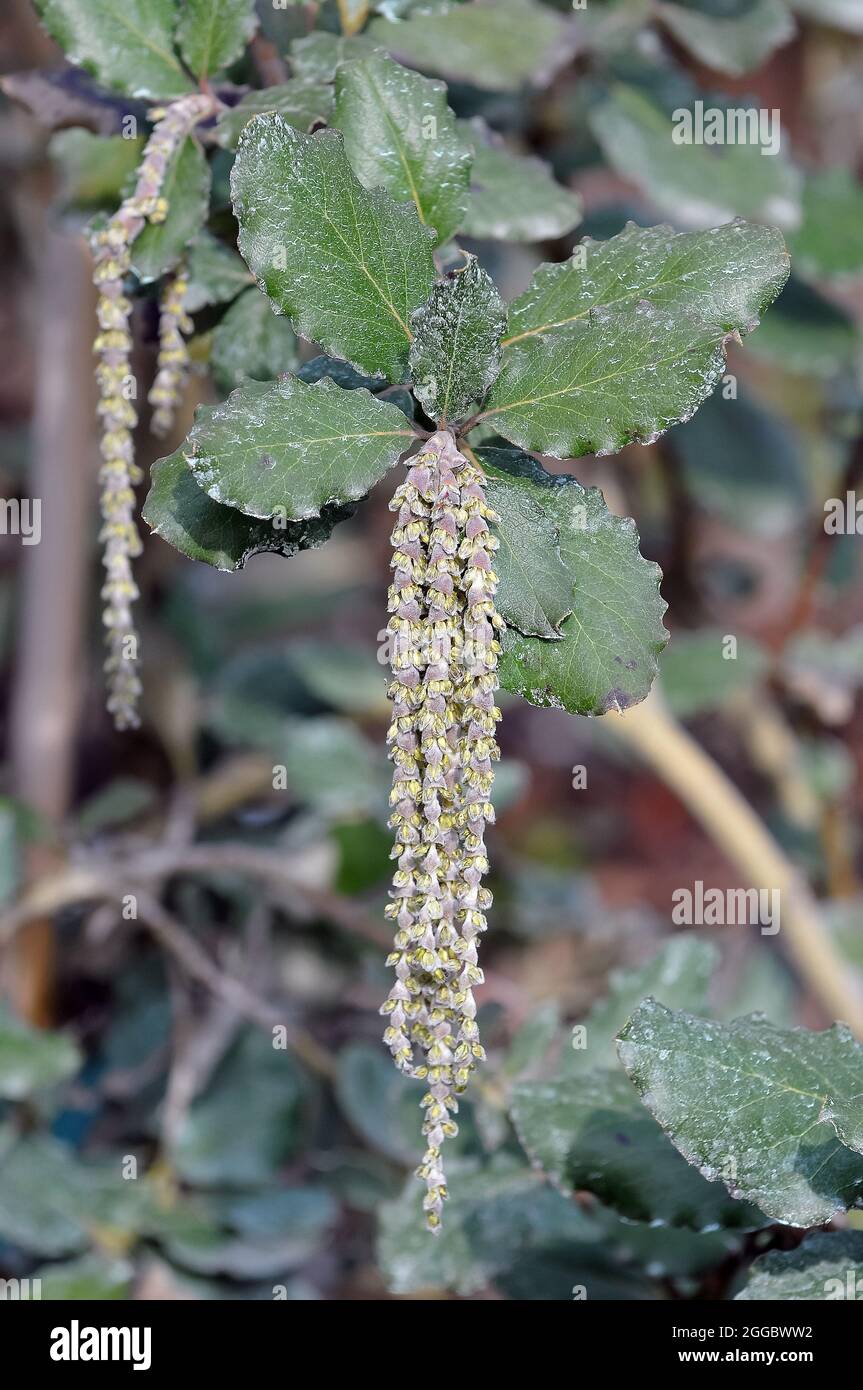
xmin=184 ymin=233 xmax=253 ymax=313
xmin=590 ymin=85 xmax=801 ymax=230
xmin=132 ymin=136 xmax=211 ymax=284
xmin=367 ymin=0 xmax=578 ymax=92
xmin=0 ymin=1003 xmax=81 ymax=1100
xmin=143 ymin=449 xmax=354 ymax=571
xmin=657 ymin=0 xmax=796 ymax=78
xmin=210 ymin=287 xmax=302 ymax=394
xmin=409 ymin=256 xmax=505 ymax=425
xmin=215 ymin=81 xmax=335 ymax=151
xmin=736 ymin=1230 xmax=863 ymax=1300
xmin=186 ymin=375 xmax=414 ymax=521
xmin=618 ymin=1000 xmax=863 ymax=1227
xmin=333 ymin=51 xmax=472 ymax=247
xmin=479 ymin=220 xmax=789 ymax=459
xmin=460 ymin=120 xmax=583 ymax=242
xmin=479 ymin=448 xmax=668 ymax=715
xmin=289 ymin=31 xmax=381 ymax=83
xmin=511 ymin=1067 xmax=765 ymax=1231
xmin=176 ymin=0 xmax=258 ymax=80
xmin=34 ymin=0 xmax=194 ymax=100
xmin=231 ymin=120 xmax=436 ymax=382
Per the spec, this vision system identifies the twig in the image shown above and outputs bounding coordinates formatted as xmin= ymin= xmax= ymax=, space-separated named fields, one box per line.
xmin=608 ymin=688 xmax=863 ymax=1037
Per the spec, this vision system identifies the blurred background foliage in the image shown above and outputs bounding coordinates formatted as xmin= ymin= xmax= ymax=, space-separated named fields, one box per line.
xmin=0 ymin=0 xmax=861 ymax=1300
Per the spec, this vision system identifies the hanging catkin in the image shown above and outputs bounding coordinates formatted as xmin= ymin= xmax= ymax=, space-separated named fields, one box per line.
xmin=382 ymin=430 xmax=502 ymax=1231
xmin=91 ymin=94 xmax=213 ymax=729
xmin=148 ymin=261 xmax=193 ymax=439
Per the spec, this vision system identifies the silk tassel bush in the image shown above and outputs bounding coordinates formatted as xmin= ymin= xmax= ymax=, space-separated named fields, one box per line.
xmin=382 ymin=430 xmax=503 ymax=1230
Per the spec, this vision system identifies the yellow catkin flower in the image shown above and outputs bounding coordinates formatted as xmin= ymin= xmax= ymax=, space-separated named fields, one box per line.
xmin=91 ymin=94 xmax=214 ymax=730
xmin=148 ymin=264 xmax=193 ymax=438
xmin=382 ymin=430 xmax=502 ymax=1232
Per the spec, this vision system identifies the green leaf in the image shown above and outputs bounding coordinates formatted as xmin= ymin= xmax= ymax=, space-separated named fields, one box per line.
xmin=165 ymin=1188 xmax=336 ymax=1278
xmin=184 ymin=234 xmax=253 ymax=312
xmin=511 ymin=1066 xmax=764 ymax=1230
xmin=618 ymin=1000 xmax=863 ymax=1227
xmin=176 ymin=0 xmax=258 ymax=79
xmin=658 ymin=630 xmax=770 ymax=718
xmin=33 ymin=0 xmax=195 ymax=101
xmin=479 ymin=221 xmax=790 ymax=459
xmin=289 ymin=31 xmax=381 ymax=82
xmin=232 ymin=121 xmax=436 ymax=382
xmin=215 ymin=81 xmax=335 ymax=151
xmin=478 ymin=447 xmax=668 ymax=715
xmin=336 ymin=1042 xmax=430 ymax=1164
xmin=187 ymin=375 xmax=414 ymax=521
xmin=656 ymin=0 xmax=796 ymax=78
xmin=49 ymin=129 xmax=144 ymax=212
xmin=367 ymin=0 xmax=578 ymax=92
xmin=460 ymin=119 xmax=582 ymax=242
xmin=210 ymin=287 xmax=301 ymax=393
xmin=409 ymin=255 xmax=505 ymax=424
xmin=333 ymin=52 xmax=472 ymax=248
xmin=170 ymin=1029 xmax=307 ymax=1188
xmin=478 ymin=448 xmax=573 ymax=640
xmin=561 ymin=937 xmax=718 ymax=1074
xmin=589 ymin=86 xmax=801 ymax=230
xmin=132 ymin=136 xmax=211 ymax=284
xmin=736 ymin=1230 xmax=863 ymax=1300
xmin=143 ymin=448 xmax=355 ymax=571
xmin=278 ymin=716 xmax=387 ymax=817
xmin=34 ymin=1252 xmax=134 ymax=1301
xmin=789 ymin=169 xmax=863 ymax=281
xmin=0 ymin=1003 xmax=81 ymax=1100
xmin=377 ymin=1154 xmax=600 ymax=1296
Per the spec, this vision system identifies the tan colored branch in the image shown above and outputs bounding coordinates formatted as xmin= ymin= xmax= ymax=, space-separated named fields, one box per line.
xmin=607 ymin=688 xmax=863 ymax=1037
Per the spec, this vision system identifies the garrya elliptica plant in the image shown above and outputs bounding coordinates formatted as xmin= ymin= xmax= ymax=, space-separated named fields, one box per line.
xmin=30 ymin=0 xmax=792 ymax=1231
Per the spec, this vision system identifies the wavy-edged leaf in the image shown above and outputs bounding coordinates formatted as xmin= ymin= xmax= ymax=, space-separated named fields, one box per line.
xmin=789 ymin=169 xmax=863 ymax=281
xmin=231 ymin=120 xmax=436 ymax=382
xmin=409 ymin=255 xmax=505 ymax=424
xmin=33 ymin=0 xmax=194 ymax=101
xmin=736 ymin=1230 xmax=863 ymax=1300
xmin=561 ymin=937 xmax=718 ymax=1073
xmin=460 ymin=119 xmax=582 ymax=242
xmin=184 ymin=234 xmax=252 ymax=312
xmin=132 ymin=136 xmax=211 ymax=284
xmin=479 ymin=221 xmax=789 ymax=459
xmin=215 ymin=80 xmax=334 ymax=151
xmin=367 ymin=0 xmax=578 ymax=92
xmin=511 ymin=1067 xmax=765 ymax=1231
xmin=618 ymin=1000 xmax=863 ymax=1227
xmin=474 ymin=448 xmax=572 ymax=641
xmin=210 ymin=287 xmax=301 ymax=393
xmin=590 ymin=85 xmax=801 ymax=230
xmin=657 ymin=0 xmax=796 ymax=78
xmin=187 ymin=375 xmax=414 ymax=521
xmin=176 ymin=0 xmax=258 ymax=80
xmin=334 ymin=52 xmax=471 ymax=247
xmin=478 ymin=447 xmax=668 ymax=715
xmin=143 ymin=448 xmax=355 ymax=571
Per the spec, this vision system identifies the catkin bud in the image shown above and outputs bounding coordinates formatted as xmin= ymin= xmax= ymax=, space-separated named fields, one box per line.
xmin=91 ymin=94 xmax=214 ymax=730
xmin=382 ymin=431 xmax=502 ymax=1231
